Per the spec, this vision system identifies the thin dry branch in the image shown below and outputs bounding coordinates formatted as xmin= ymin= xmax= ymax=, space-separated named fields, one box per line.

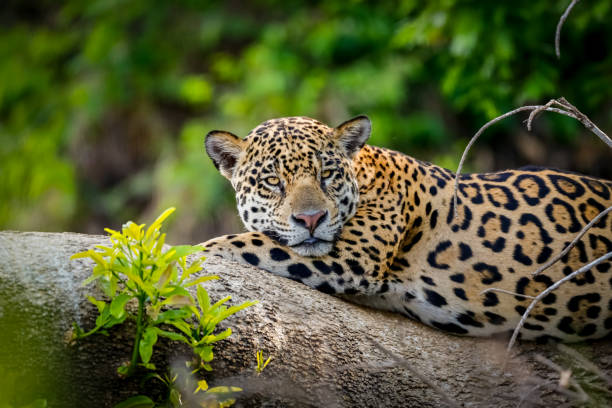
xmin=453 ymin=105 xmax=537 ymax=218
xmin=557 ymin=343 xmax=612 ymax=388
xmin=453 ymin=97 xmax=612 ymax=218
xmin=533 ymin=354 xmax=589 ymax=402
xmin=480 ymin=288 xmax=535 ymax=300
xmin=556 ymin=0 xmax=581 ymax=59
xmin=533 ymin=205 xmax=612 ymax=276
xmin=507 ymin=251 xmax=612 ymax=353
xmin=529 ymin=98 xmax=612 ymax=148
xmin=368 ymin=337 xmax=461 ymax=408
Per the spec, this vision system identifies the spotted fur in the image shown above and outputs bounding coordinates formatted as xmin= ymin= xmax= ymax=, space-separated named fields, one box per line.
xmin=203 ymin=116 xmax=612 ymax=342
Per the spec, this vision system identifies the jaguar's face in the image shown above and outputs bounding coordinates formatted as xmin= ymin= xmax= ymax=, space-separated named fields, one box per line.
xmin=205 ymin=116 xmax=371 ymax=256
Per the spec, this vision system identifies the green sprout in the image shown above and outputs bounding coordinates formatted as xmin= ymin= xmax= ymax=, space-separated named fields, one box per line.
xmin=255 ymin=350 xmax=272 ymax=374
xmin=70 ymin=207 xmax=256 ymax=384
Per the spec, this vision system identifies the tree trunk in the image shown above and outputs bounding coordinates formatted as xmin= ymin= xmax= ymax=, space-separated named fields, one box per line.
xmin=0 ymin=231 xmax=610 ymax=407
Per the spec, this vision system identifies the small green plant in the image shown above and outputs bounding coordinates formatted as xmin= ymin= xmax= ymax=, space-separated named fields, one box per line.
xmin=70 ymin=207 xmax=256 ymax=406
xmin=255 ymin=350 xmax=271 ymax=374
xmin=116 ymin=370 xmax=240 ymax=408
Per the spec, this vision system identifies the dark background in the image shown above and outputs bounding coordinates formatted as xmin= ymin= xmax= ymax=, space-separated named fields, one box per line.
xmin=1 ymin=0 xmax=611 ymax=244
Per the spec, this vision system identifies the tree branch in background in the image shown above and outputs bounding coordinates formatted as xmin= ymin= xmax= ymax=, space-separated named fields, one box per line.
xmin=479 ymin=288 xmax=535 ymax=300
xmin=452 ymin=97 xmax=611 ymax=219
xmin=526 ymin=98 xmax=612 ymax=148
xmin=556 ymin=0 xmax=581 ymax=59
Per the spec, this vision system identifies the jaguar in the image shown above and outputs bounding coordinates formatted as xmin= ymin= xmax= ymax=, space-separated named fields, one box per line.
xmin=202 ymin=115 xmax=612 ymax=342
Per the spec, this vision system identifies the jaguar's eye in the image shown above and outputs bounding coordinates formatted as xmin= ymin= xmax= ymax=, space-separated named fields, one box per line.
xmin=321 ymin=169 xmax=333 ymax=179
xmin=265 ymin=176 xmax=281 ymax=186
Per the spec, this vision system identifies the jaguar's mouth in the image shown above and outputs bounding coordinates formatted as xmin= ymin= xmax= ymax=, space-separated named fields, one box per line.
xmin=292 ymin=236 xmax=332 ymax=247
xmin=302 ymin=237 xmax=322 ymax=245
xmin=290 ymin=237 xmax=334 ymax=257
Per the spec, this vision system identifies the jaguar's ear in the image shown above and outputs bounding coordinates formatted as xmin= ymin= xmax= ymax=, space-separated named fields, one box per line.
xmin=205 ymin=130 xmax=244 ymax=179
xmin=334 ymin=115 xmax=371 ymax=158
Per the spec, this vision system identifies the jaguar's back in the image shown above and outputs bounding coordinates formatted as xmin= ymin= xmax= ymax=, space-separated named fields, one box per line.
xmin=360 ymin=147 xmax=612 ymax=341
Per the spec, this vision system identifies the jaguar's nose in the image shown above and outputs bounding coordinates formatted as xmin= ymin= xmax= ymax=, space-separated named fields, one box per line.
xmin=291 ymin=210 xmax=327 ymax=234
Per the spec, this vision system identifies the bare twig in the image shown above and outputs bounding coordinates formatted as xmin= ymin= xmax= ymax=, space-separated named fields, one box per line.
xmin=525 ymin=377 xmax=586 ymax=405
xmin=367 ymin=337 xmax=461 ymax=408
xmin=533 ymin=205 xmax=612 ymax=276
xmin=534 ymin=354 xmax=589 ymax=402
xmin=557 ymin=343 xmax=612 ymax=387
xmin=544 ymin=98 xmax=612 ymax=148
xmin=480 ymin=288 xmax=535 ymax=299
xmin=526 ymin=99 xmax=574 ymax=131
xmin=453 ymin=97 xmax=612 ymax=218
xmin=507 ymin=251 xmax=612 ymax=353
xmin=453 ymin=105 xmax=538 ymax=218
xmin=556 ymin=0 xmax=581 ymax=59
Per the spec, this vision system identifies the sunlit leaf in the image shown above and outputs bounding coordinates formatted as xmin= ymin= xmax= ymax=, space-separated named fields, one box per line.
xmin=110 ymin=293 xmax=132 ymax=319
xmin=196 ymin=285 xmax=211 ymax=313
xmin=145 ymin=207 xmax=175 ymax=240
xmin=152 ymin=327 xmax=189 ymax=343
xmin=139 ymin=327 xmax=158 ymax=364
xmin=206 ymin=386 xmax=242 ymax=394
xmin=185 ymin=275 xmax=218 ymax=287
xmin=195 ymin=379 xmax=209 ymax=393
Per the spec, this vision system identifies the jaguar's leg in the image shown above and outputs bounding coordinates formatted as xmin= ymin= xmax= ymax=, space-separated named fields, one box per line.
xmin=202 ymin=223 xmax=401 ymax=297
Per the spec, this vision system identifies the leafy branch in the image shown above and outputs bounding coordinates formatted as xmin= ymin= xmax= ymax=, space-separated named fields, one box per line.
xmin=70 ymin=207 xmax=257 ymax=406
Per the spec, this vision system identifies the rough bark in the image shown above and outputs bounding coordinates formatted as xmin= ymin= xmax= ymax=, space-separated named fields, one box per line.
xmin=0 ymin=231 xmax=610 ymax=407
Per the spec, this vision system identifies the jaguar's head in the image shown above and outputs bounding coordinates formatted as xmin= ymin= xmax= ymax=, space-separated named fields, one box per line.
xmin=205 ymin=115 xmax=370 ymax=256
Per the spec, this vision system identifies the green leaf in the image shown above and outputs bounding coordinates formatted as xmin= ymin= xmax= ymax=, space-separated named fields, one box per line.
xmin=207 ymin=386 xmax=242 ymax=394
xmin=160 ymin=285 xmax=191 ymax=299
xmin=169 ymin=389 xmax=182 ymax=407
xmin=87 ymin=296 xmax=107 ymax=313
xmin=139 ymin=362 xmax=156 ymax=370
xmin=145 ymin=207 xmax=175 ymax=240
xmin=195 ymin=345 xmax=213 ymax=362
xmin=117 ymin=364 xmax=130 ymax=376
xmin=208 ymin=296 xmax=231 ymax=315
xmin=139 ymin=327 xmax=158 ymax=364
xmin=185 ymin=275 xmax=218 ymax=287
xmin=113 ymin=395 xmax=155 ymax=408
xmin=213 ymin=300 xmax=258 ymax=324
xmin=164 ymin=295 xmax=193 ymax=307
xmin=81 ymin=274 xmax=100 ymax=287
xmin=110 ymin=293 xmax=132 ymax=319
xmin=182 ymin=259 xmax=205 ymax=280
xmin=71 ymin=250 xmax=94 ymax=260
xmin=95 ymin=304 xmax=111 ymax=327
xmin=152 ymin=327 xmax=189 ymax=343
xmin=141 ymin=372 xmax=166 ymax=385
xmin=102 ymin=313 xmax=128 ymax=331
xmin=167 ymin=320 xmax=193 ymax=338
xmin=153 ymin=308 xmax=191 ymax=324
xmin=196 ymin=285 xmax=211 ymax=312
xmin=203 ymin=327 xmax=232 ymax=344
xmin=163 ymin=245 xmax=202 ymax=262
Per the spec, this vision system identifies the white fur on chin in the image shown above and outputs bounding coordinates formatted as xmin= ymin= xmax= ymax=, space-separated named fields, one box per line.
xmin=290 ymin=241 xmax=333 ymax=257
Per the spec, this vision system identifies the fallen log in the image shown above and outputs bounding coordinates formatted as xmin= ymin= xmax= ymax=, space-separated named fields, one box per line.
xmin=0 ymin=231 xmax=610 ymax=407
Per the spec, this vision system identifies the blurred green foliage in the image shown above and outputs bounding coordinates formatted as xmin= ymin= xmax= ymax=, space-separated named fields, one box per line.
xmin=1 ymin=0 xmax=611 ymax=242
